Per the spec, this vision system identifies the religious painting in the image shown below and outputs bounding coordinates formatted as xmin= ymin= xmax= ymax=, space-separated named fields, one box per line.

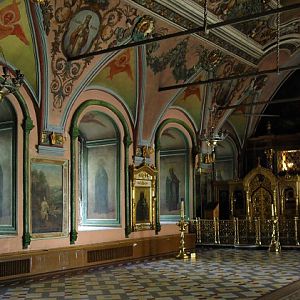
xmin=63 ymin=9 xmax=101 ymax=57
xmin=83 ymin=143 xmax=119 ymax=224
xmin=130 ymin=164 xmax=157 ymax=231
xmin=160 ymin=153 xmax=187 ymax=218
xmin=0 ymin=127 xmax=14 ymax=229
xmin=135 ymin=187 xmax=151 ymax=223
xmin=30 ymin=159 xmax=68 ymax=238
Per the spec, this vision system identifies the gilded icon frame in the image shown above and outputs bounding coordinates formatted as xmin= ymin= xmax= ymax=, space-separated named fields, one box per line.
xmin=130 ymin=164 xmax=157 ymax=231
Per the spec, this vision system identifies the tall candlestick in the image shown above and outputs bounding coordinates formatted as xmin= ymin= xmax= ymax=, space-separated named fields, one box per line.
xmin=180 ymin=199 xmax=184 ymax=218
xmin=271 ymin=204 xmax=274 ymax=217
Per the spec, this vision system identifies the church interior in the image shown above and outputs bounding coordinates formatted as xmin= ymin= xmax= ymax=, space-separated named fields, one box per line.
xmin=0 ymin=0 xmax=300 ymax=299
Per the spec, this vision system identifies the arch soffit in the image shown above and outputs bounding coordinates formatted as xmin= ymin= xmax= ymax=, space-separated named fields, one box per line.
xmin=160 ymin=107 xmax=197 ymax=134
xmin=155 ymin=118 xmax=196 ymax=150
xmin=65 ymin=90 xmax=133 ymax=140
xmin=69 ymin=99 xmax=132 ymax=144
xmin=77 ymin=105 xmax=123 ymax=139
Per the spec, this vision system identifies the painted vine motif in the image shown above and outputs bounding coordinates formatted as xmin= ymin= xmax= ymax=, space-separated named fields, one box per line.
xmin=50 ymin=0 xmax=138 ymax=110
xmin=146 ymin=38 xmax=225 ymax=82
xmin=39 ymin=0 xmax=54 ymax=35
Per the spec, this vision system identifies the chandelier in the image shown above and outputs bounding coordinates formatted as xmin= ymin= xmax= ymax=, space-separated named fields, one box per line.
xmin=0 ymin=48 xmax=24 ymax=102
xmin=199 ymin=105 xmax=228 ymax=151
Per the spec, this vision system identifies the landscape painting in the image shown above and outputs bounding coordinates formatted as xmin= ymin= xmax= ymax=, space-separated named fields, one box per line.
xmin=30 ymin=159 xmax=68 ymax=237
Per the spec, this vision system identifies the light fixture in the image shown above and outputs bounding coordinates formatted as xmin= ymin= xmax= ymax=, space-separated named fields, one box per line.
xmin=0 ymin=47 xmax=24 ymax=102
xmin=199 ymin=105 xmax=228 ymax=152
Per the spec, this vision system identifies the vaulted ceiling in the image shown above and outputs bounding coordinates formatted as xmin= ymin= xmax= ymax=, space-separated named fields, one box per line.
xmin=1 ymin=0 xmax=300 ymax=150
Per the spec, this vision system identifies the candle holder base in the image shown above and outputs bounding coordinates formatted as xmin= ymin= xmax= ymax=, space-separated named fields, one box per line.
xmin=176 ymin=250 xmax=190 ymax=259
xmin=269 ymin=240 xmax=281 ymax=253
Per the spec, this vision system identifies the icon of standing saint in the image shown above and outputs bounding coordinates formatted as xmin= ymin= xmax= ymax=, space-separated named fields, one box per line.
xmin=63 ymin=10 xmax=101 ymax=58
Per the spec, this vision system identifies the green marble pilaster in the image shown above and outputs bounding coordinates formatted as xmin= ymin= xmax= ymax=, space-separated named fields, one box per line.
xmin=70 ymin=125 xmax=79 ymax=244
xmin=22 ymin=117 xmax=34 ymax=249
xmin=155 ymin=140 xmax=161 ymax=234
xmin=124 ymin=134 xmax=132 ymax=238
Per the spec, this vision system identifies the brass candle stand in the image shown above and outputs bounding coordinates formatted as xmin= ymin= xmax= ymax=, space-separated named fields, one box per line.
xmin=176 ymin=216 xmax=190 ymax=259
xmin=269 ymin=216 xmax=281 ymax=253
xmin=176 ymin=199 xmax=190 ymax=259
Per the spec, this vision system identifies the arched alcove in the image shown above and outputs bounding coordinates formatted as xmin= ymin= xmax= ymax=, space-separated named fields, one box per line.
xmin=78 ymin=110 xmax=121 ymax=226
xmin=159 ymin=127 xmax=190 ymax=221
xmin=0 ymin=100 xmax=17 ymax=232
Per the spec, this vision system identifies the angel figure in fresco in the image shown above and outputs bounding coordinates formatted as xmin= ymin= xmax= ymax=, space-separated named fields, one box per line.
xmin=66 ymin=14 xmax=92 ymax=57
xmin=166 ymin=168 xmax=180 ymax=211
xmin=0 ymin=0 xmax=29 ymax=45
xmin=107 ymin=49 xmax=133 ymax=80
xmin=136 ymin=192 xmax=149 ymax=222
xmin=94 ymin=165 xmax=108 ymax=214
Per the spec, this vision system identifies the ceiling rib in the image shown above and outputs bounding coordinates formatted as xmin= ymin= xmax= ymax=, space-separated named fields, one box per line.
xmin=158 ymin=63 xmax=300 ymax=92
xmin=67 ymin=3 xmax=300 ymax=62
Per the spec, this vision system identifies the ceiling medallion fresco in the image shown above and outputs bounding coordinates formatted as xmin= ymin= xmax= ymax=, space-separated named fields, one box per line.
xmin=48 ymin=0 xmax=138 ymax=110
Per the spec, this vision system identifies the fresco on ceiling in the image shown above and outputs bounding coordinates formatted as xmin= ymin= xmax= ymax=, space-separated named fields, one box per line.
xmin=49 ymin=0 xmax=138 ymax=114
xmin=146 ymin=37 xmax=224 ymax=83
xmin=141 ymin=33 xmax=256 ymax=142
xmin=132 ymin=0 xmax=256 ymax=63
xmin=228 ymin=106 xmax=248 ymax=145
xmin=89 ymin=48 xmax=136 ymax=120
xmin=62 ymin=10 xmax=101 ymax=58
xmin=0 ymin=0 xmax=36 ymax=92
xmin=194 ymin=0 xmax=276 ymax=45
xmin=210 ymin=60 xmax=255 ymax=130
xmin=173 ymin=76 xmax=204 ymax=128
xmin=228 ymin=73 xmax=268 ymax=144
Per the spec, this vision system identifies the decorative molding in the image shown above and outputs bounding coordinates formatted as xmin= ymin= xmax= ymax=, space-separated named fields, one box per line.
xmin=37 ymin=145 xmax=65 ymax=156
xmin=130 ymin=0 xmax=260 ymax=64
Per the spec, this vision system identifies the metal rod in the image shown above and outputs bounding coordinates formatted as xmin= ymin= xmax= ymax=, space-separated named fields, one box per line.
xmin=218 ymin=97 xmax=300 ymax=110
xmin=158 ymin=63 xmax=300 ymax=91
xmin=232 ymin=113 xmax=280 ymax=117
xmin=67 ymin=3 xmax=300 ymax=61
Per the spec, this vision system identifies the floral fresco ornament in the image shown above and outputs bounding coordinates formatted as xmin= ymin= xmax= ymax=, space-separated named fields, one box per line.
xmin=84 ymin=0 xmax=109 ymax=11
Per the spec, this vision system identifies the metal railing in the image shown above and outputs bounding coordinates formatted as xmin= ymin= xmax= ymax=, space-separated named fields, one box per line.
xmin=190 ymin=217 xmax=300 ymax=246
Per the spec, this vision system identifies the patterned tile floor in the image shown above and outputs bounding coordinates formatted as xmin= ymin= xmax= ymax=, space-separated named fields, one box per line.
xmin=0 ymin=248 xmax=299 ymax=299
